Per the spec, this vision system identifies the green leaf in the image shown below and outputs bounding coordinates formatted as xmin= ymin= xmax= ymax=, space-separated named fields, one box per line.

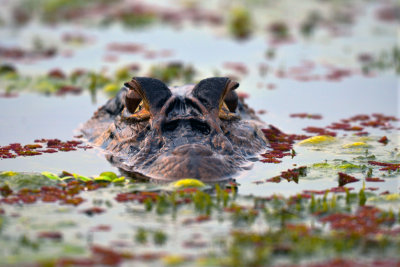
xmin=41 ymin=171 xmax=60 ymax=180
xmin=72 ymin=173 xmax=91 ymax=182
xmin=99 ymin=172 xmax=118 ymax=180
xmin=94 ymin=176 xmax=112 ymax=182
xmin=112 ymin=176 xmax=125 ymax=183
xmin=60 ymin=176 xmax=75 ymax=182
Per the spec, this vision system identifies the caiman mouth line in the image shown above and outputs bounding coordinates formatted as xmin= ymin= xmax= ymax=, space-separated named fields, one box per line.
xmin=171 ymin=144 xmax=213 ymax=156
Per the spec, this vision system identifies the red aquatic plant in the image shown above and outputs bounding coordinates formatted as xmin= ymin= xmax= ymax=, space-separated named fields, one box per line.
xmin=0 ymin=181 xmax=107 ymax=206
xmin=320 ymin=206 xmax=394 ymax=237
xmin=115 ymin=191 xmax=160 ymax=203
xmin=261 ymin=125 xmax=308 ymax=164
xmin=378 ymin=136 xmax=389 ymax=144
xmin=290 ymin=113 xmax=322 ymax=120
xmin=0 ymin=139 xmax=92 ymax=159
xmin=302 ymin=127 xmax=336 ymax=137
xmin=365 ymin=177 xmax=385 ymax=182
xmin=368 ymin=161 xmax=400 ymax=171
xmin=48 ymin=69 xmax=66 ymax=79
xmin=338 ymin=172 xmax=359 ymax=187
xmin=38 ymin=231 xmax=63 ymax=240
xmin=266 ymin=176 xmax=282 ymax=183
xmin=82 ymin=207 xmax=106 ymax=216
xmin=223 ymin=62 xmax=249 ymax=75
xmin=56 ymin=85 xmax=82 ymax=96
xmin=266 ymin=166 xmax=307 ymax=184
xmin=329 ymin=187 xmax=354 ymax=193
xmin=91 ymin=225 xmax=111 ymax=232
xmin=325 ymin=68 xmax=352 ymax=81
xmin=182 ymin=215 xmax=210 ymax=225
xmin=303 ymin=189 xmax=328 ymax=195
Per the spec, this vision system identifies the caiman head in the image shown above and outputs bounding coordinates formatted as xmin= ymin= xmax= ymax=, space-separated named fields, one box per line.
xmin=82 ymin=77 xmax=267 ymax=181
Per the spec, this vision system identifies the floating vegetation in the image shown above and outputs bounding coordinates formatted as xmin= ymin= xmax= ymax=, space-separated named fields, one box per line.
xmin=103 ymin=5 xmax=157 ymax=29
xmin=342 ymin=142 xmax=369 ymax=148
xmin=0 ymin=63 xmax=198 ymax=97
xmin=360 ymin=47 xmax=400 ymax=74
xmin=228 ymin=6 xmax=253 ymax=39
xmin=290 ymin=113 xmax=322 ymax=119
xmin=267 ymin=21 xmax=292 ymax=44
xmin=298 ymin=135 xmax=336 ymax=146
xmin=172 ymin=178 xmax=206 ymax=189
xmin=0 ymin=139 xmax=91 ymax=159
xmin=260 ymin=125 xmax=308 ymax=163
xmin=0 ymin=169 xmax=399 ymax=266
xmin=13 ymin=0 xmax=223 ymax=28
xmin=266 ymin=166 xmax=307 ymax=183
xmin=300 ymin=11 xmax=323 ymax=37
xmin=338 ymin=172 xmax=359 ymax=186
xmin=299 ymin=113 xmax=398 ymax=139
xmin=148 ymin=62 xmax=196 ymax=84
xmin=0 ymin=44 xmax=56 ymax=61
xmin=0 ymin=1 xmax=398 ymax=266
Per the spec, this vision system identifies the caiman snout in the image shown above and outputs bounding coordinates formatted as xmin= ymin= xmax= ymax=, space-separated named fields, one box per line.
xmin=172 ymin=144 xmax=213 ymax=156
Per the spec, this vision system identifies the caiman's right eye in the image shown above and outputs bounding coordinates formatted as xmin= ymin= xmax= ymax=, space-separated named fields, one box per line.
xmin=123 ymin=80 xmax=151 ymax=121
xmin=122 ymin=77 xmax=172 ymax=121
xmin=125 ymin=89 xmax=141 ymax=114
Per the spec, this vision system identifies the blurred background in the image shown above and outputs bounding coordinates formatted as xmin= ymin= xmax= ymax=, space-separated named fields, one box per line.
xmin=0 ymin=1 xmax=399 ymax=265
xmin=0 ymin=0 xmax=398 ymax=186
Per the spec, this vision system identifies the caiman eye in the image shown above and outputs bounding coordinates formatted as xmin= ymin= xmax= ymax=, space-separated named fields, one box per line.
xmin=192 ymin=77 xmax=240 ymax=120
xmin=122 ymin=77 xmax=172 ymax=122
xmin=223 ymin=82 xmax=239 ymax=113
xmin=125 ymin=88 xmax=142 ymax=114
xmin=123 ymin=80 xmax=151 ymax=121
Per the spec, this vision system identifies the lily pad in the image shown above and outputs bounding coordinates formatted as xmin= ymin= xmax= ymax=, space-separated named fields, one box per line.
xmin=342 ymin=142 xmax=369 ymax=148
xmin=172 ymin=179 xmax=206 ymax=189
xmin=298 ymin=135 xmax=336 ymax=146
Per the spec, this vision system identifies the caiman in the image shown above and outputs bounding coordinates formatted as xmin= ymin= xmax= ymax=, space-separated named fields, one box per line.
xmin=82 ymin=77 xmax=267 ymax=181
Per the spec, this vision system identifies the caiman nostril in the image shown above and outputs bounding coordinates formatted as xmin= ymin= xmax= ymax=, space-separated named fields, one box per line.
xmin=189 ymin=119 xmax=210 ymax=135
xmin=162 ymin=120 xmax=179 ymax=132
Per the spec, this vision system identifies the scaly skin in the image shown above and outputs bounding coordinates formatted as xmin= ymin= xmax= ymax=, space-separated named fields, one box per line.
xmin=82 ymin=77 xmax=267 ymax=181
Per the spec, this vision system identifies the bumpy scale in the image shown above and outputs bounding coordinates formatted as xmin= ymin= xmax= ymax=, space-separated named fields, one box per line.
xmin=82 ymin=77 xmax=267 ymax=181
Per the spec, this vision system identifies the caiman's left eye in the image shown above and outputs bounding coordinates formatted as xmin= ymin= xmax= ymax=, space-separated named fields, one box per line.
xmin=224 ymin=89 xmax=238 ymax=113
xmin=192 ymin=77 xmax=240 ymax=121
